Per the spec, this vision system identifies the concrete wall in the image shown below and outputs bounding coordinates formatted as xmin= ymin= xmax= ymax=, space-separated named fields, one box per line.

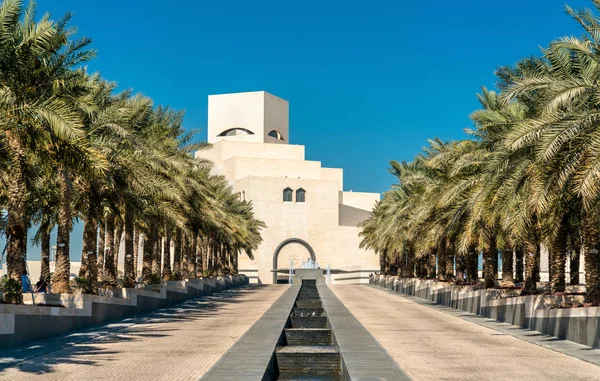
xmin=197 ymin=140 xmax=305 ymax=170
xmin=370 ymin=275 xmax=600 ymax=349
xmin=222 ymin=156 xmax=323 ymax=181
xmin=234 ymin=174 xmax=379 ymax=284
xmin=0 ymin=275 xmax=248 ymax=351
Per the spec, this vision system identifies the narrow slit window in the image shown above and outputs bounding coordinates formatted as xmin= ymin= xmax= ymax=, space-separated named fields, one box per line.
xmin=296 ymin=188 xmax=306 ymax=203
xmin=283 ymin=187 xmax=293 ymax=202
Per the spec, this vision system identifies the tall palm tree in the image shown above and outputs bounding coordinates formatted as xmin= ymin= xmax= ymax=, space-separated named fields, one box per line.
xmin=0 ymin=1 xmax=102 ymax=293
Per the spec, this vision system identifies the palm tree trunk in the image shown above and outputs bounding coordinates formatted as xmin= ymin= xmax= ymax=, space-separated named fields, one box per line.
xmin=202 ymin=235 xmax=209 ymax=274
xmin=492 ymin=248 xmax=499 ymax=282
xmin=445 ymin=247 xmax=454 ymax=279
xmin=570 ymin=245 xmax=581 ymax=285
xmin=582 ymin=212 xmax=600 ymax=304
xmin=219 ymin=244 xmax=224 ymax=275
xmin=173 ymin=227 xmax=182 ymax=278
xmin=162 ymin=227 xmax=172 ymax=281
xmin=232 ymin=249 xmax=238 ymax=274
xmin=181 ymin=233 xmax=189 ymax=279
xmin=142 ymin=231 xmax=153 ymax=283
xmin=438 ymin=241 xmax=447 ymax=280
xmin=425 ymin=251 xmax=434 ymax=278
xmin=97 ymin=218 xmax=105 ymax=281
xmin=225 ymin=245 xmax=232 ymax=275
xmin=114 ymin=222 xmax=123 ymax=275
xmin=534 ymin=243 xmax=541 ymax=282
xmin=466 ymin=248 xmax=478 ymax=283
xmin=416 ymin=254 xmax=423 ymax=278
xmin=219 ymin=245 xmax=227 ymax=276
xmin=22 ymin=227 xmax=28 ymax=276
xmin=80 ymin=216 xmax=96 ymax=280
xmin=408 ymin=250 xmax=416 ymax=277
xmin=123 ymin=204 xmax=135 ymax=288
xmin=133 ymin=227 xmax=139 ymax=278
xmin=389 ymin=255 xmax=397 ymax=276
xmin=79 ymin=241 xmax=88 ymax=278
xmin=188 ymin=232 xmax=197 ymax=279
xmin=151 ymin=225 xmax=160 ymax=276
xmin=523 ymin=239 xmax=538 ymax=294
xmin=40 ymin=228 xmax=51 ymax=282
xmin=195 ymin=232 xmax=202 ymax=277
xmin=53 ymin=168 xmax=72 ymax=294
xmin=455 ymin=253 xmax=465 ymax=282
xmin=213 ymin=241 xmax=219 ymax=275
xmin=514 ymin=247 xmax=524 ymax=282
xmin=501 ymin=249 xmax=514 ymax=285
xmin=211 ymin=238 xmax=217 ymax=274
xmin=550 ymin=219 xmax=569 ymax=293
xmin=483 ymin=248 xmax=495 ymax=288
xmin=548 ymin=246 xmax=554 ymax=286
xmin=103 ymin=212 xmax=116 ymax=283
xmin=5 ymin=131 xmax=28 ymax=290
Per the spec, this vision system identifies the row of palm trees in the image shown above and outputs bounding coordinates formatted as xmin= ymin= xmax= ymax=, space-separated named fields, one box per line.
xmin=360 ymin=1 xmax=600 ymax=305
xmin=0 ymin=0 xmax=264 ymax=298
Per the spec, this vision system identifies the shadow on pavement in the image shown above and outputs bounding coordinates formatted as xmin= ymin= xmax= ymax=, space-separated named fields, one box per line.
xmin=0 ymin=284 xmax=270 ymax=375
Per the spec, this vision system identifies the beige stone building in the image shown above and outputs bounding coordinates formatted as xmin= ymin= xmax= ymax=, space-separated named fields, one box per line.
xmin=195 ymin=91 xmax=380 ymax=284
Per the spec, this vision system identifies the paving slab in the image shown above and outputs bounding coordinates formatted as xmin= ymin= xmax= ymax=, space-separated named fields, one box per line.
xmin=317 ymin=285 xmax=410 ymax=381
xmin=200 ymin=284 xmax=300 ymax=380
xmin=0 ymin=285 xmax=287 ymax=381
xmin=370 ymin=285 xmax=600 ymax=367
xmin=331 ymin=284 xmax=600 ymax=381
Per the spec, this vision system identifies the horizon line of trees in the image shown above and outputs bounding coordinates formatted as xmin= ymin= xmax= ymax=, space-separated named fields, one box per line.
xmin=360 ymin=0 xmax=600 ymax=305
xmin=0 ymin=0 xmax=265 ymax=301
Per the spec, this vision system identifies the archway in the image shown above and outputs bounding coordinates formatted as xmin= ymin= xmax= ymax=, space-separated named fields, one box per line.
xmin=273 ymin=238 xmax=316 ymax=284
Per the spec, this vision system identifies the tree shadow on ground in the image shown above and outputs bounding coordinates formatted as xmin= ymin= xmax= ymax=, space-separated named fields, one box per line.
xmin=0 ymin=284 xmax=271 ymax=375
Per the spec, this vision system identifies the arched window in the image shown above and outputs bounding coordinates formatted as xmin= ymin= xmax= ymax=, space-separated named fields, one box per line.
xmin=296 ymin=188 xmax=306 ymax=203
xmin=283 ymin=187 xmax=293 ymax=202
xmin=267 ymin=130 xmax=285 ymax=141
xmin=217 ymin=128 xmax=255 ymax=137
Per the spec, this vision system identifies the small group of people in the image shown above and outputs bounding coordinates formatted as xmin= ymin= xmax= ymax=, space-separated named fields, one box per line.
xmin=21 ymin=271 xmax=49 ymax=294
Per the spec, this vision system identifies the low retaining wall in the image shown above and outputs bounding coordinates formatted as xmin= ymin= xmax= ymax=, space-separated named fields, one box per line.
xmin=0 ymin=275 xmax=248 ymax=351
xmin=370 ymin=275 xmax=600 ymax=349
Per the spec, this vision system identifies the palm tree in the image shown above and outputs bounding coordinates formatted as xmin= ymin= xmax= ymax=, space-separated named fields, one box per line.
xmin=0 ymin=1 xmax=102 ymax=293
xmin=0 ymin=0 xmax=265 ymax=300
xmin=499 ymin=3 xmax=600 ymax=300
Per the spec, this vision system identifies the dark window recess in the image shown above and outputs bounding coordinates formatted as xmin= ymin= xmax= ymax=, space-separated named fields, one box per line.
xmin=268 ymin=130 xmax=285 ymax=141
xmin=217 ymin=128 xmax=255 ymax=136
xmin=283 ymin=187 xmax=293 ymax=202
xmin=296 ymin=188 xmax=306 ymax=203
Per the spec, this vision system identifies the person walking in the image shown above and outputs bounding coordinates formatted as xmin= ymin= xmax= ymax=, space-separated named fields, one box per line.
xmin=21 ymin=270 xmax=32 ymax=293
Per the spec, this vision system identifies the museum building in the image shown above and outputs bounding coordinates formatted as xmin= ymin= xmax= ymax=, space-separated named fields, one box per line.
xmin=195 ymin=91 xmax=380 ymax=284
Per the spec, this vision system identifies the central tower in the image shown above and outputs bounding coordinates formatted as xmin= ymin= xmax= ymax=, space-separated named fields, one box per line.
xmin=207 ymin=91 xmax=289 ymax=144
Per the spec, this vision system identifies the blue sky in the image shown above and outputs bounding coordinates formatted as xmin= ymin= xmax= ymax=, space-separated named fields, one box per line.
xmin=10 ymin=0 xmax=596 ymax=261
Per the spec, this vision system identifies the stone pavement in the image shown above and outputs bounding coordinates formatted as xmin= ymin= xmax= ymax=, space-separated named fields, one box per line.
xmin=330 ymin=284 xmax=600 ymax=381
xmin=0 ymin=285 xmax=286 ymax=381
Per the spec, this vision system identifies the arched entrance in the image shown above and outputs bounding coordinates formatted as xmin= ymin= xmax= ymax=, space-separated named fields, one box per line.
xmin=273 ymin=238 xmax=316 ymax=284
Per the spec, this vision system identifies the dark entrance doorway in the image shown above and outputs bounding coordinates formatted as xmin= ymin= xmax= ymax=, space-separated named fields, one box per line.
xmin=272 ymin=238 xmax=316 ymax=284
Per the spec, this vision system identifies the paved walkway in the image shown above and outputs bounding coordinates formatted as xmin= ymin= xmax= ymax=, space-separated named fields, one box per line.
xmin=330 ymin=285 xmax=600 ymax=381
xmin=0 ymin=285 xmax=286 ymax=380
